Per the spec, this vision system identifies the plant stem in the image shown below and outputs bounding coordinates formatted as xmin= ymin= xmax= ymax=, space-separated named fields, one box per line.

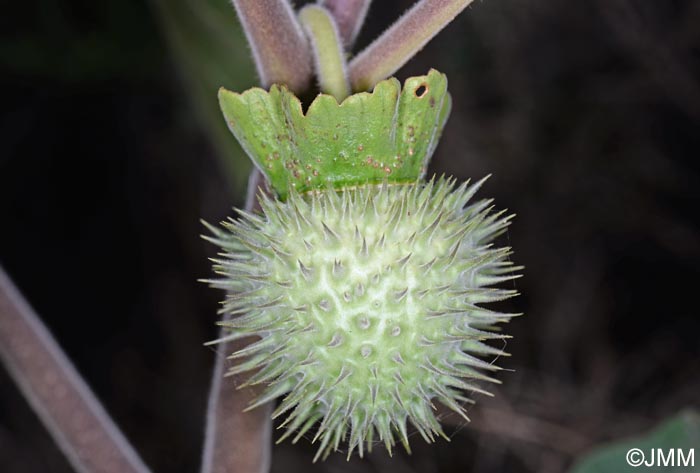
xmin=0 ymin=265 xmax=151 ymax=473
xmin=299 ymin=5 xmax=351 ymax=101
xmin=232 ymin=0 xmax=313 ymax=92
xmin=319 ymin=0 xmax=372 ymax=48
xmin=201 ymin=4 xmax=311 ymax=471
xmin=200 ymin=170 xmax=272 ymax=473
xmin=349 ymin=0 xmax=475 ymax=91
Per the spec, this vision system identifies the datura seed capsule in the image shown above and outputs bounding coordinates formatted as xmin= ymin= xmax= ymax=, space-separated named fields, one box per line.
xmin=204 ymin=176 xmax=520 ymax=461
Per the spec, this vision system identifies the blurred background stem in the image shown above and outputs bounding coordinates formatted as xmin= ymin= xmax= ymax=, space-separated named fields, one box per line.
xmin=0 ymin=266 xmax=151 ymax=473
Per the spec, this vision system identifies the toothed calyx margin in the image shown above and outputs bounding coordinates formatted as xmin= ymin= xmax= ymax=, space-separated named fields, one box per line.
xmin=218 ymin=70 xmax=451 ymax=199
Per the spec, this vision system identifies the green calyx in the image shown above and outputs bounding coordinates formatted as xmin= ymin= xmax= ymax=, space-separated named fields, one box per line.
xmin=204 ymin=177 xmax=520 ymax=461
xmin=218 ymin=69 xmax=451 ymax=199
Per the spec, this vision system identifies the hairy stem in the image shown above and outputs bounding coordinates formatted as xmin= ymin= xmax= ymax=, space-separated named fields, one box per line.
xmin=200 ymin=170 xmax=272 ymax=473
xmin=349 ymin=0 xmax=475 ymax=91
xmin=299 ymin=5 xmax=351 ymax=101
xmin=201 ymin=4 xmax=307 ymax=471
xmin=0 ymin=266 xmax=151 ymax=473
xmin=319 ymin=0 xmax=372 ymax=48
xmin=232 ymin=0 xmax=313 ymax=92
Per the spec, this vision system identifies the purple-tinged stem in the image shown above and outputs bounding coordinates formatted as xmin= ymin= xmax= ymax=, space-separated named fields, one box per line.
xmin=0 ymin=266 xmax=151 ymax=473
xmin=319 ymin=0 xmax=372 ymax=48
xmin=201 ymin=4 xmax=307 ymax=471
xmin=200 ymin=169 xmax=272 ymax=473
xmin=349 ymin=0 xmax=476 ymax=91
xmin=232 ymin=0 xmax=313 ymax=92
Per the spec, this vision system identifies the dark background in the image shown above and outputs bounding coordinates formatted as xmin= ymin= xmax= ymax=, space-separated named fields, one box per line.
xmin=1 ymin=1 xmax=699 ymax=472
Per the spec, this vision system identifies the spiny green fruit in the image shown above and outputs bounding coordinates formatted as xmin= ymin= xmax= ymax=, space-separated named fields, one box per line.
xmin=204 ymin=176 xmax=520 ymax=461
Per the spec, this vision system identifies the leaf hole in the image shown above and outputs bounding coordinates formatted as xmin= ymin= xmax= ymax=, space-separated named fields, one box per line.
xmin=415 ymin=83 xmax=428 ymax=98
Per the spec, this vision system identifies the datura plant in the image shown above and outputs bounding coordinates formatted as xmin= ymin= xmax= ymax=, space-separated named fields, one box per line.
xmin=204 ymin=0 xmax=521 ymax=464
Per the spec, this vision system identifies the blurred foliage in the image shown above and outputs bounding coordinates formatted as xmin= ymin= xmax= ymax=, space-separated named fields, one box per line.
xmin=570 ymin=410 xmax=700 ymax=473
xmin=151 ymin=0 xmax=257 ymax=192
xmin=0 ymin=0 xmax=257 ymax=194
xmin=0 ymin=1 xmax=159 ymax=82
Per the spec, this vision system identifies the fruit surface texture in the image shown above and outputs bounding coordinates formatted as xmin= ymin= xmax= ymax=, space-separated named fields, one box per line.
xmin=206 ymin=176 xmax=519 ymax=460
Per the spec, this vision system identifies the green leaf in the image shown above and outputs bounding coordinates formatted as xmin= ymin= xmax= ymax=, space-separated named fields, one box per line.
xmin=570 ymin=410 xmax=700 ymax=473
xmin=218 ymin=69 xmax=451 ymax=199
xmin=152 ymin=0 xmax=257 ymax=194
